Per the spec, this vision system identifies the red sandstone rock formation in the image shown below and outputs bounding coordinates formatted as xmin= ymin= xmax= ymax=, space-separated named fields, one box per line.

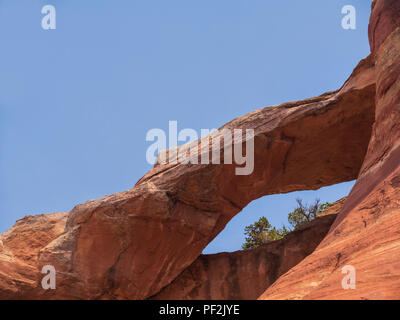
xmin=0 ymin=213 xmax=67 ymax=299
xmin=0 ymin=53 xmax=374 ymax=299
xmin=260 ymin=0 xmax=400 ymax=300
xmin=368 ymin=0 xmax=400 ymax=55
xmin=1 ymin=0 xmax=399 ymax=300
xmin=35 ymin=57 xmax=374 ymax=300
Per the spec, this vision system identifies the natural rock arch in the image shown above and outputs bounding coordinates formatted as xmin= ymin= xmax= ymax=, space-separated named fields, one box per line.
xmin=34 ymin=54 xmax=375 ymax=299
xmin=4 ymin=0 xmax=400 ymax=300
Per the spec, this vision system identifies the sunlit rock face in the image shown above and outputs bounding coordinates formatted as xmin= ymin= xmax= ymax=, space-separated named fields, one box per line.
xmin=0 ymin=213 xmax=68 ymax=299
xmin=260 ymin=0 xmax=400 ymax=300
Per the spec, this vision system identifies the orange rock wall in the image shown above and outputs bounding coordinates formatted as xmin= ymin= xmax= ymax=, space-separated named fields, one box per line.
xmin=260 ymin=0 xmax=400 ymax=300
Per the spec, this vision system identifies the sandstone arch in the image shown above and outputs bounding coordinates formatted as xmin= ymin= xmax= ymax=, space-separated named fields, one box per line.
xmin=260 ymin=0 xmax=400 ymax=299
xmin=7 ymin=0 xmax=400 ymax=301
xmin=31 ymin=54 xmax=374 ymax=299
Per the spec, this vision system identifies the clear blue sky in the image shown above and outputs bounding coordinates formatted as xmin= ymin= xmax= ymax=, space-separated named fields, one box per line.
xmin=0 ymin=0 xmax=372 ymax=254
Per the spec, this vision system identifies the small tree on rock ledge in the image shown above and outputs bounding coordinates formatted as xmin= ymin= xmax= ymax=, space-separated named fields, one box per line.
xmin=242 ymin=198 xmax=332 ymax=250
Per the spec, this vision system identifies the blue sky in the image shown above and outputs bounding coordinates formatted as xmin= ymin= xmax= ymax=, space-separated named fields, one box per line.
xmin=0 ymin=0 xmax=373 ymax=254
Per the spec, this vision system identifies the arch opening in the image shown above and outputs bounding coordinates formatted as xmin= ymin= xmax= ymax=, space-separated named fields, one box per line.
xmin=204 ymin=181 xmax=354 ymax=254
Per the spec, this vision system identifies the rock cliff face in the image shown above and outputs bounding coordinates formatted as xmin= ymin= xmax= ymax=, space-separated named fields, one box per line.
xmin=260 ymin=0 xmax=400 ymax=300
xmin=0 ymin=0 xmax=399 ymax=300
xmin=0 ymin=213 xmax=67 ymax=299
